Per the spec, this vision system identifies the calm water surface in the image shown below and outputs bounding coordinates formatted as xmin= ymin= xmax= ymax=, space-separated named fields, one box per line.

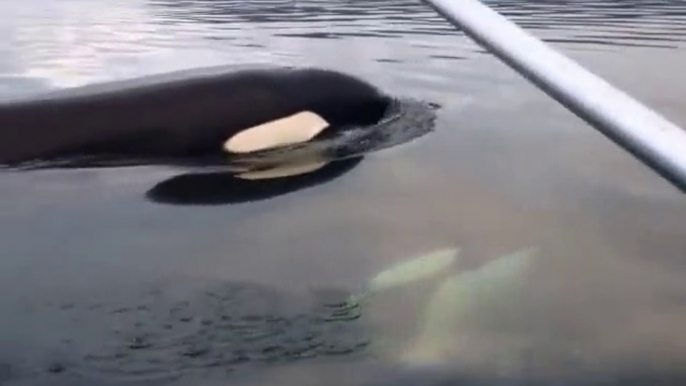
xmin=1 ymin=0 xmax=686 ymax=385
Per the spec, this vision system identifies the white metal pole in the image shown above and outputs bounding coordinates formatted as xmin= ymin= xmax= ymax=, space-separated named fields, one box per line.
xmin=422 ymin=0 xmax=686 ymax=193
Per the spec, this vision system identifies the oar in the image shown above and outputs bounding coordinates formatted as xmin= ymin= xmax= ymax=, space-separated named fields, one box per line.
xmin=421 ymin=0 xmax=686 ymax=193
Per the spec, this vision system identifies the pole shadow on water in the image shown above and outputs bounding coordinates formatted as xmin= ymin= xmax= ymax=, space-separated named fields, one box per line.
xmin=145 ymin=157 xmax=364 ymax=206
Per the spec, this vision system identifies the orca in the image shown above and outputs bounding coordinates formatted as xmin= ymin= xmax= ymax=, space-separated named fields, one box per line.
xmin=0 ymin=65 xmax=392 ymax=168
xmin=145 ymin=157 xmax=364 ymax=206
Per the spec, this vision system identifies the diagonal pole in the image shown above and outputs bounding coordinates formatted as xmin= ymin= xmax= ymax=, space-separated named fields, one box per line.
xmin=422 ymin=0 xmax=686 ymax=193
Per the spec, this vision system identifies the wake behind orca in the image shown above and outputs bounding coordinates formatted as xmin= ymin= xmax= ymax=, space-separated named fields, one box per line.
xmin=0 ymin=65 xmax=437 ymax=171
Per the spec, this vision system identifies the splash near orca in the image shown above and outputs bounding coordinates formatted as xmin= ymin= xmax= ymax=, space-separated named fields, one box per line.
xmin=0 ymin=65 xmax=437 ymax=174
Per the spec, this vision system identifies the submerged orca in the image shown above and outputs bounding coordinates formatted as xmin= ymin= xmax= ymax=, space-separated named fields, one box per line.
xmin=146 ymin=157 xmax=364 ymax=206
xmin=0 ymin=65 xmax=391 ymax=168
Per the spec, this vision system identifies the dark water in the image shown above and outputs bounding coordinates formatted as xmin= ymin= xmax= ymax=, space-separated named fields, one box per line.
xmin=1 ymin=0 xmax=686 ymax=385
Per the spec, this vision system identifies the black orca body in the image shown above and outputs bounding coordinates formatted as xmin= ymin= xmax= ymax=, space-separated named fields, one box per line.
xmin=0 ymin=65 xmax=391 ymax=168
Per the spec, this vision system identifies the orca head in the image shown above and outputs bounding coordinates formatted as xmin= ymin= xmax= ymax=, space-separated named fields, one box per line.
xmin=275 ymin=68 xmax=391 ymax=132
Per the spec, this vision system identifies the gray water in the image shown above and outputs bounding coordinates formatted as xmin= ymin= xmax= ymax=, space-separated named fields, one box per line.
xmin=1 ymin=0 xmax=686 ymax=385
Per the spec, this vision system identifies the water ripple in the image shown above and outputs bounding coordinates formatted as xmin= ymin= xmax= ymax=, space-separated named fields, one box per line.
xmin=147 ymin=0 xmax=686 ymax=48
xmin=2 ymin=0 xmax=685 ymax=87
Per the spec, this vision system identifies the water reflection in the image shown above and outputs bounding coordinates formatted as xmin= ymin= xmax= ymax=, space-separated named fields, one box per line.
xmin=149 ymin=0 xmax=686 ymax=48
xmin=4 ymin=0 xmax=685 ymax=88
xmin=146 ymin=158 xmax=363 ymax=205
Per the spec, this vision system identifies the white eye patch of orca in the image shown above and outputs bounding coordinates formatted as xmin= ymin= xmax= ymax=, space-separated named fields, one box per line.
xmin=223 ymin=111 xmax=329 ymax=154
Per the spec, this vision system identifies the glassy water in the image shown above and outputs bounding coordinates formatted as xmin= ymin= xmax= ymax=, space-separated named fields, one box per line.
xmin=1 ymin=0 xmax=686 ymax=385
